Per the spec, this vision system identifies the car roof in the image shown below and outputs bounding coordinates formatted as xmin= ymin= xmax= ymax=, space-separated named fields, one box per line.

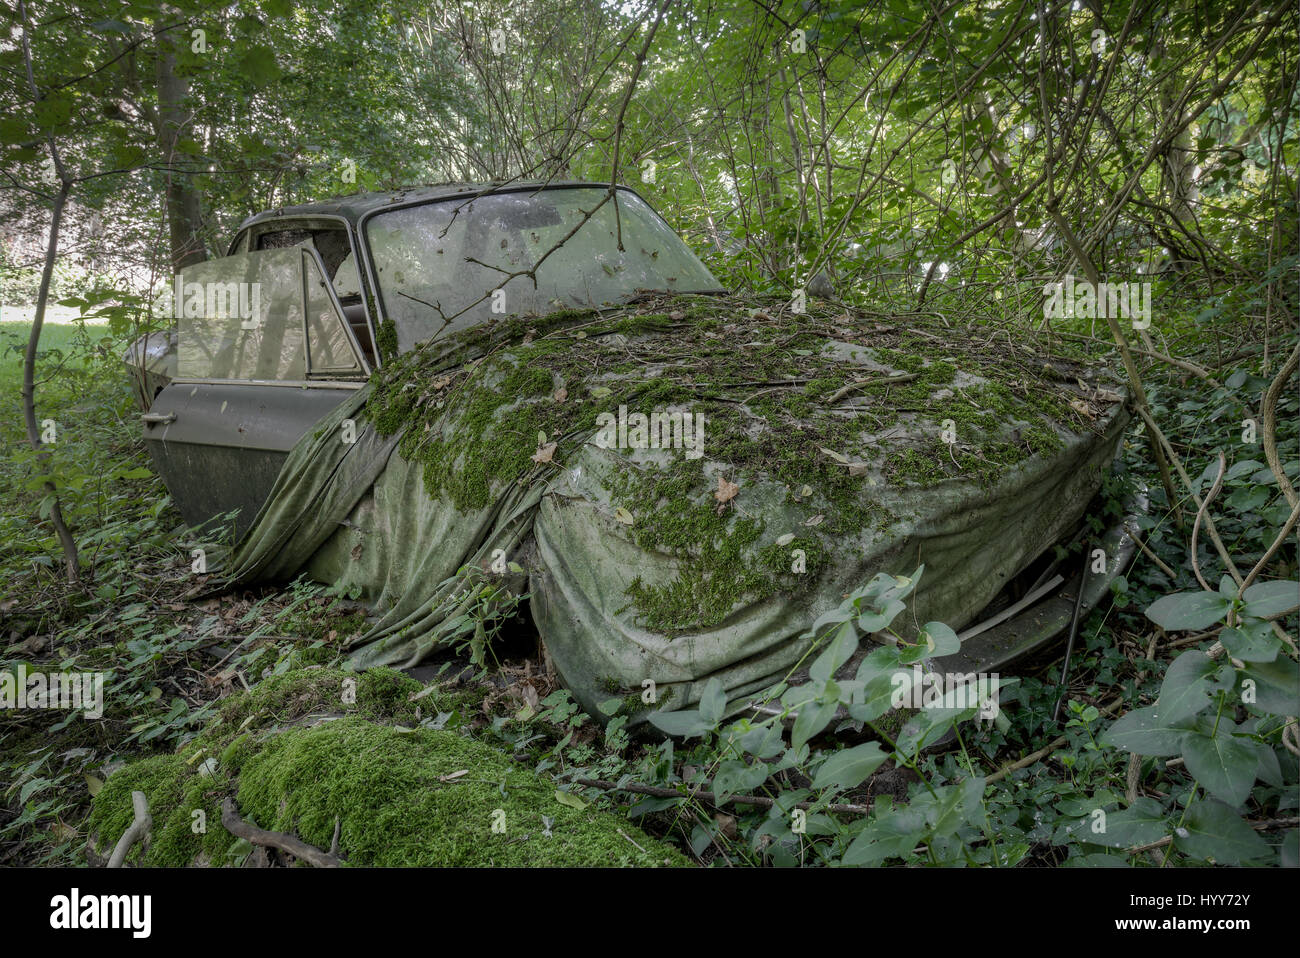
xmin=235 ymin=180 xmax=621 ymax=232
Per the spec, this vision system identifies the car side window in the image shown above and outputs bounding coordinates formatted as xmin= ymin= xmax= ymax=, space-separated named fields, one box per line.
xmin=254 ymin=224 xmax=376 ymax=365
xmin=303 ymin=253 xmax=363 ymax=376
xmin=176 ymin=248 xmax=308 ymax=381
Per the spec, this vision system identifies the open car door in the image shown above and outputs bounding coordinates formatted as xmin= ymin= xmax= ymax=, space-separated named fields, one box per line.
xmin=143 ymin=246 xmax=369 ymax=539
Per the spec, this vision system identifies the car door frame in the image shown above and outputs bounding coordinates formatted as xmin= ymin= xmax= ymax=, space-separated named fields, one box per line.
xmin=144 ymin=243 xmax=371 ymax=538
xmin=227 ymin=214 xmax=383 ymax=369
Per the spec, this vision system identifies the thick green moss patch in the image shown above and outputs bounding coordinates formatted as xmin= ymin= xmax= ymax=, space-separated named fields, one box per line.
xmin=88 ymin=668 xmax=685 ymax=867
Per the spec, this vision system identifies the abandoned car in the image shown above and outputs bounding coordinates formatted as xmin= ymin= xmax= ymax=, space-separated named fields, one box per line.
xmin=125 ymin=181 xmax=1137 ymax=722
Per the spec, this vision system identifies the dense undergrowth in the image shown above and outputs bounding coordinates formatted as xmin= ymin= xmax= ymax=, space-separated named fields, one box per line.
xmin=1 ymin=290 xmax=1296 ymax=867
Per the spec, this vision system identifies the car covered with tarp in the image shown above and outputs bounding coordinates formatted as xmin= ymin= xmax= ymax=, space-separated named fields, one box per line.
xmin=127 ymin=182 xmax=1134 ymax=722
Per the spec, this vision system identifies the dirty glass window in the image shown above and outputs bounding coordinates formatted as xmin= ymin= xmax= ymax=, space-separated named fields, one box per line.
xmin=365 ymin=188 xmax=723 ymax=349
xmin=303 ymin=253 xmax=362 ymax=375
xmin=175 ymin=248 xmax=306 ymax=381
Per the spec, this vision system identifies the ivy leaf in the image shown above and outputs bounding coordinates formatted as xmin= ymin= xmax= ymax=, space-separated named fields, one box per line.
xmin=1173 ymin=800 xmax=1270 ymax=864
xmin=811 ymin=742 xmax=887 ymax=793
xmin=1145 ymin=590 xmax=1231 ymax=630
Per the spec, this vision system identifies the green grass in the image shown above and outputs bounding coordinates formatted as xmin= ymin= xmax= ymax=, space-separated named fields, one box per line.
xmin=0 ymin=321 xmax=90 ymax=391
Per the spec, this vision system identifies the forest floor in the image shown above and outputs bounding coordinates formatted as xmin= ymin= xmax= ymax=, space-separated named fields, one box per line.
xmin=1 ymin=312 xmax=1295 ymax=867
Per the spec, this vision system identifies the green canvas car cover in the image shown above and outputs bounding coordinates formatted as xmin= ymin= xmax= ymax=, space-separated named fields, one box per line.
xmin=224 ymin=296 xmax=1129 ymax=718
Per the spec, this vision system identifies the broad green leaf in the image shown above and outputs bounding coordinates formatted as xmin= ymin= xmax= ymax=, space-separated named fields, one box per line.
xmin=554 ymin=788 xmax=588 ymax=810
xmin=1281 ymin=829 xmax=1299 ymax=868
xmin=918 ymin=621 xmax=959 ymax=657
xmin=1180 ymin=725 xmax=1258 ymax=807
xmin=647 ymin=709 xmax=713 ymax=739
xmin=698 ymin=678 xmax=727 ymax=724
xmin=1173 ymin=800 xmax=1270 ymax=864
xmin=846 ymin=671 xmax=901 ymax=723
xmin=791 ymin=699 xmax=839 ymax=750
xmin=895 ymin=705 xmax=973 ymax=755
xmin=1219 ymin=623 xmax=1280 ymax=663
xmin=1240 ymin=579 xmax=1299 ymax=619
xmin=1240 ymin=658 xmax=1300 ymax=715
xmin=1101 ymin=706 xmax=1191 ymax=757
xmin=841 ymin=805 xmax=927 ymax=866
xmin=810 ymin=623 xmax=859 ymax=682
xmin=1090 ymin=797 xmax=1168 ymax=849
xmin=737 ymin=722 xmax=784 ymax=759
xmin=1145 ymin=591 xmax=1231 ymax=630
xmin=18 ymin=777 xmax=51 ymax=805
xmin=1155 ymin=650 xmax=1216 ymax=724
xmin=811 ymin=742 xmax=887 ymax=792
xmin=712 ymin=759 xmax=769 ymax=802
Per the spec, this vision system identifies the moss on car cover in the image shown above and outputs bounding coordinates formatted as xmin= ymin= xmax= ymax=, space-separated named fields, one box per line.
xmin=221 ymin=294 xmax=1129 ymax=721
xmin=87 ymin=668 xmax=686 ymax=867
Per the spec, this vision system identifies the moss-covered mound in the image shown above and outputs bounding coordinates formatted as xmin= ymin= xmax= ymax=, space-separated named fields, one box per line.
xmin=88 ymin=668 xmax=686 ymax=867
xmin=363 ymin=292 xmax=1124 ymax=633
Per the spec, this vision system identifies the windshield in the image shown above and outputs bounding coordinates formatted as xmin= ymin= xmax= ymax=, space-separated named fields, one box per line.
xmin=364 ymin=187 xmax=723 ymax=348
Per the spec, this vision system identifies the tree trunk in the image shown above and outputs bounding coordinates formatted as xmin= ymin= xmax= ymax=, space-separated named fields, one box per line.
xmin=22 ymin=183 xmax=82 ymax=583
xmin=156 ymin=23 xmax=207 ymax=271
